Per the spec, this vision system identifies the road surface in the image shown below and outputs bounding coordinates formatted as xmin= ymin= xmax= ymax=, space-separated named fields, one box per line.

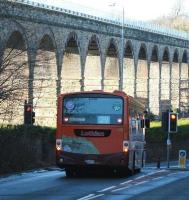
xmin=0 ymin=167 xmax=189 ymax=200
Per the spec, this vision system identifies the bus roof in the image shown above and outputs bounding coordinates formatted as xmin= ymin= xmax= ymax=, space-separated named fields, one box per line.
xmin=59 ymin=90 xmax=128 ymax=98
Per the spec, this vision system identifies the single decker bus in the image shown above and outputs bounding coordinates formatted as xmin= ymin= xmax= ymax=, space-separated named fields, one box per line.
xmin=56 ymin=90 xmax=149 ymax=177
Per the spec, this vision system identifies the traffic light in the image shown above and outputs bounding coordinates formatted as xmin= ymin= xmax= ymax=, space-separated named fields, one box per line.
xmin=24 ymin=104 xmax=35 ymax=125
xmin=169 ymin=113 xmax=178 ymax=133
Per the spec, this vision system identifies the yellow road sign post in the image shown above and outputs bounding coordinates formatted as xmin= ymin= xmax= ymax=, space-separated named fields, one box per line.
xmin=178 ymin=150 xmax=186 ymax=168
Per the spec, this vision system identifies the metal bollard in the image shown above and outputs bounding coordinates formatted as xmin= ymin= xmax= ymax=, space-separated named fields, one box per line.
xmin=157 ymin=156 xmax=160 ymax=169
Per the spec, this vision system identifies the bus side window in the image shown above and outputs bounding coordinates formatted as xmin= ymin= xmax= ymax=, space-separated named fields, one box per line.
xmin=130 ymin=117 xmax=137 ymax=135
xmin=129 ymin=109 xmax=137 ymax=135
xmin=137 ymin=118 xmax=143 ymax=134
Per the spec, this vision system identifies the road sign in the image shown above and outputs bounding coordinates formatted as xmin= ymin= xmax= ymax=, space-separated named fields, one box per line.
xmin=178 ymin=150 xmax=186 ymax=168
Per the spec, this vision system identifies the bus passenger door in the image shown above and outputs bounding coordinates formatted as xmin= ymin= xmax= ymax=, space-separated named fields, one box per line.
xmin=129 ymin=118 xmax=144 ymax=170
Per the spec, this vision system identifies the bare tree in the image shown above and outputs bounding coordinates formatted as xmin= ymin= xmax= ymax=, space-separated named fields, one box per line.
xmin=152 ymin=0 xmax=189 ymax=32
xmin=0 ymin=34 xmax=55 ymax=124
xmin=171 ymin=0 xmax=185 ymax=17
xmin=0 ymin=42 xmax=28 ymax=115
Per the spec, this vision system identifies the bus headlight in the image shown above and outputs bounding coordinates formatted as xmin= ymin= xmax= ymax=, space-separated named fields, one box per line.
xmin=56 ymin=139 xmax=62 ymax=151
xmin=123 ymin=141 xmax=129 ymax=153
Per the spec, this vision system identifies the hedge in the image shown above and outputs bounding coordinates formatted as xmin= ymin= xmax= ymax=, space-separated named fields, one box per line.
xmin=0 ymin=125 xmax=55 ymax=175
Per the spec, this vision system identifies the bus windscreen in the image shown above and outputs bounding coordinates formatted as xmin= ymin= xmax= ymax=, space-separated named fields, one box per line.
xmin=63 ymin=94 xmax=123 ymax=125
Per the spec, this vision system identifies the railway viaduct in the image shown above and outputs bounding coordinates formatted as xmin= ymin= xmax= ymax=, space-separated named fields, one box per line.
xmin=0 ymin=0 xmax=189 ymax=126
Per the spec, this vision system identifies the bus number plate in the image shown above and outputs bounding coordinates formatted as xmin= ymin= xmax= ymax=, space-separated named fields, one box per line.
xmin=85 ymin=159 xmax=95 ymax=164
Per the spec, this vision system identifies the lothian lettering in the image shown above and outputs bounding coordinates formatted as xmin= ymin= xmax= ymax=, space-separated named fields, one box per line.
xmin=80 ymin=130 xmax=105 ymax=137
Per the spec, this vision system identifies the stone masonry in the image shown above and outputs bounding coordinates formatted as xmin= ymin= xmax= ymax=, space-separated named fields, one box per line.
xmin=0 ymin=1 xmax=189 ymax=126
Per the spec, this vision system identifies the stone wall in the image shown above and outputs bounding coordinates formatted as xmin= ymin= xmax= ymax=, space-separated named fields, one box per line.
xmin=149 ymin=62 xmax=160 ymax=115
xmin=123 ymin=58 xmax=135 ymax=97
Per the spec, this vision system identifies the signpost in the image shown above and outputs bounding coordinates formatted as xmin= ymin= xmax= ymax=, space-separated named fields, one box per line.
xmin=178 ymin=150 xmax=186 ymax=168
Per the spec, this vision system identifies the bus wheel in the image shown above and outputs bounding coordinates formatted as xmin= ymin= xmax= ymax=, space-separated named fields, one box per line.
xmin=131 ymin=152 xmax=136 ymax=175
xmin=117 ymin=168 xmax=129 ymax=177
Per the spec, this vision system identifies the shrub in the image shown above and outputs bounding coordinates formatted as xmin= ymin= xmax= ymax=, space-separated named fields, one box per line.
xmin=0 ymin=125 xmax=56 ymax=175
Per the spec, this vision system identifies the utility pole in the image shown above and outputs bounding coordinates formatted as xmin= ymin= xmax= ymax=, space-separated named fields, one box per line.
xmin=120 ymin=6 xmax=124 ymax=91
xmin=109 ymin=2 xmax=124 ymax=91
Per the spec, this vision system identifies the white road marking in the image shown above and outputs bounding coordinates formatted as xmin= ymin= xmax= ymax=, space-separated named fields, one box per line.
xmin=86 ymin=194 xmax=105 ymax=200
xmin=135 ymin=175 xmax=146 ymax=180
xmin=153 ymin=176 xmax=164 ymax=181
xmin=134 ymin=180 xmax=148 ymax=186
xmin=77 ymin=194 xmax=95 ymax=200
xmin=179 ymin=171 xmax=187 ymax=174
xmin=112 ymin=185 xmax=131 ymax=192
xmin=167 ymin=172 xmax=179 ymax=176
xmin=76 ymin=169 xmax=189 ymax=200
xmin=120 ymin=180 xmax=133 ymax=185
xmin=146 ymin=170 xmax=166 ymax=176
xmin=97 ymin=186 xmax=116 ymax=192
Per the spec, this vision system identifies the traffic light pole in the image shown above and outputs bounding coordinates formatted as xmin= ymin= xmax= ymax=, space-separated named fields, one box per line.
xmin=167 ymin=111 xmax=171 ymax=169
xmin=167 ymin=131 xmax=171 ymax=168
xmin=162 ymin=111 xmax=178 ymax=169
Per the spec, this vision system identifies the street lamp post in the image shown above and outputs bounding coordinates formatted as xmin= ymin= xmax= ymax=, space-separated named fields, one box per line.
xmin=120 ymin=6 xmax=124 ymax=91
xmin=109 ymin=3 xmax=124 ymax=91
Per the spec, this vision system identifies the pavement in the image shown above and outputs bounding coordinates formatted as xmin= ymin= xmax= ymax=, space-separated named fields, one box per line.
xmin=145 ymin=159 xmax=189 ymax=171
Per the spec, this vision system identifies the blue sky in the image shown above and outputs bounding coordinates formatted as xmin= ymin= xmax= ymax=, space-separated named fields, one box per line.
xmin=32 ymin=0 xmax=189 ymax=21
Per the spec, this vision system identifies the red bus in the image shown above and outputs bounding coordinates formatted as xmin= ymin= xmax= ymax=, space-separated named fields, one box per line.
xmin=56 ymin=90 xmax=149 ymax=177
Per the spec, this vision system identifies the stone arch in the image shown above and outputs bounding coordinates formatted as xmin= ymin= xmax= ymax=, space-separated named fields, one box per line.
xmin=172 ymin=48 xmax=179 ymax=63
xmin=37 ymin=34 xmax=55 ymax=50
xmin=180 ymin=50 xmax=189 ymax=112
xmin=104 ymin=38 xmax=119 ymax=91
xmin=123 ymin=40 xmax=135 ymax=96
xmin=160 ymin=47 xmax=171 ymax=112
xmin=84 ymin=34 xmax=102 ymax=90
xmin=181 ymin=50 xmax=188 ymax=63
xmin=61 ymin=31 xmax=81 ymax=93
xmin=125 ymin=40 xmax=134 ymax=58
xmin=88 ymin=34 xmax=101 ymax=55
xmin=1 ymin=20 xmax=29 ymax=54
xmin=150 ymin=45 xmax=159 ymax=62
xmin=64 ymin=31 xmax=81 ymax=54
xmin=5 ymin=30 xmax=26 ymax=51
xmin=138 ymin=43 xmax=147 ymax=60
xmin=0 ymin=30 xmax=29 ymax=124
xmin=162 ymin=47 xmax=170 ymax=62
xmin=36 ymin=27 xmax=56 ymax=47
xmin=33 ymin=33 xmax=57 ymax=127
xmin=149 ymin=45 xmax=160 ymax=115
xmin=136 ymin=43 xmax=148 ymax=106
